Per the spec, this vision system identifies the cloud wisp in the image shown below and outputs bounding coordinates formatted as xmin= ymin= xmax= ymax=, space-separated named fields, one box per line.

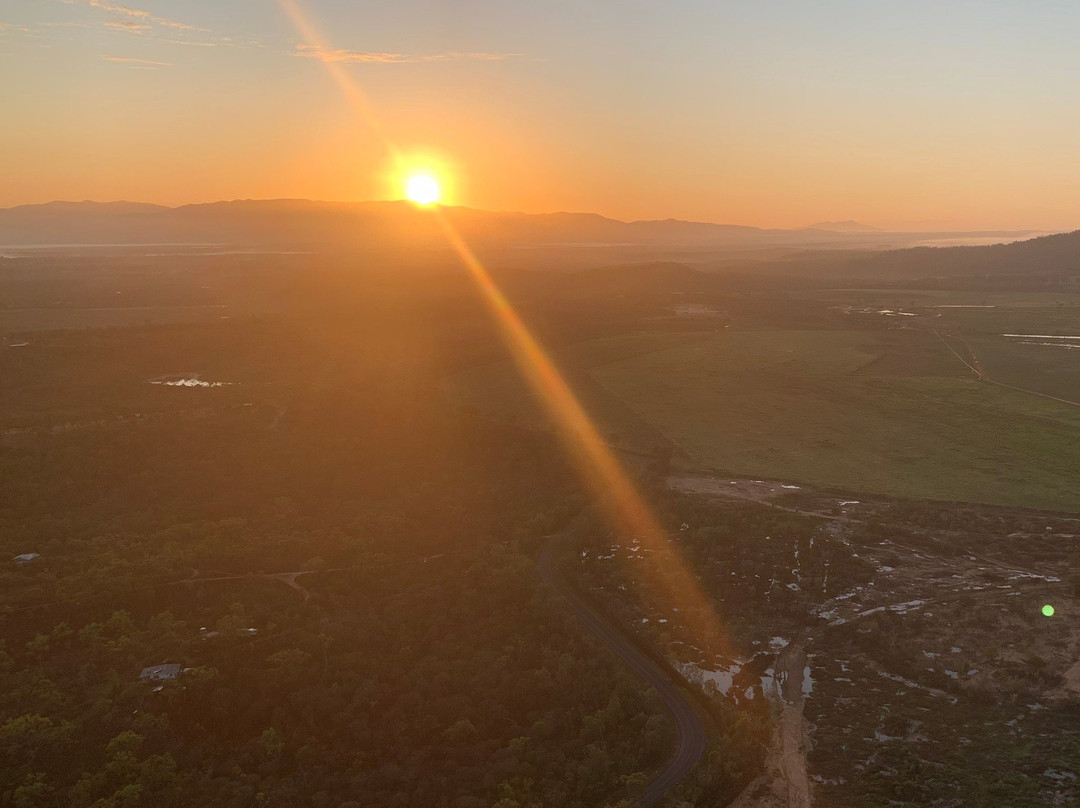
xmin=0 ymin=22 xmax=33 ymax=35
xmin=297 ymin=43 xmax=521 ymax=64
xmin=102 ymin=54 xmax=171 ymax=67
xmin=58 ymin=0 xmax=207 ymax=33
xmin=104 ymin=19 xmax=150 ymax=33
xmin=14 ymin=5 xmax=513 ymax=67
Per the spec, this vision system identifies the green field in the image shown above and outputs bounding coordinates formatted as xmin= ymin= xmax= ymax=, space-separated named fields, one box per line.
xmin=966 ymin=336 xmax=1080 ymax=404
xmin=798 ymin=288 xmax=1080 ymax=310
xmin=446 ymin=332 xmax=701 ymax=451
xmin=803 ymin=287 xmax=1080 ymax=407
xmin=592 ymin=329 xmax=1080 ymax=510
xmin=455 ymin=328 xmax=1080 ymax=511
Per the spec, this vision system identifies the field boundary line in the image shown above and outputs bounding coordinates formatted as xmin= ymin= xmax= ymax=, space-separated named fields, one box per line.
xmin=934 ymin=328 xmax=1080 ymax=409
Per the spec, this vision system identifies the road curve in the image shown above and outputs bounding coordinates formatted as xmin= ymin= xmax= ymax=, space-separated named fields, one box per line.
xmin=539 ymin=544 xmax=708 ymax=807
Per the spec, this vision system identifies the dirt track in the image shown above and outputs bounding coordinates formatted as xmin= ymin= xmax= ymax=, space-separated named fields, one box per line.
xmin=774 ymin=634 xmax=812 ymax=808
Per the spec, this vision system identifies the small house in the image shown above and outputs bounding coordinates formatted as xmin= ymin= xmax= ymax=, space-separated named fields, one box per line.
xmin=139 ymin=663 xmax=181 ymax=683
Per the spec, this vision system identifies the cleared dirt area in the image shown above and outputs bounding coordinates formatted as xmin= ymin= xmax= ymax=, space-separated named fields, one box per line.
xmin=572 ymin=472 xmax=1080 ymax=807
xmin=672 ymin=473 xmax=1080 ymax=807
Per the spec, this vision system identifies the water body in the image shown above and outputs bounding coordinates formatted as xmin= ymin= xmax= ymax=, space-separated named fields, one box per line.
xmin=1003 ymin=334 xmax=1080 ymax=349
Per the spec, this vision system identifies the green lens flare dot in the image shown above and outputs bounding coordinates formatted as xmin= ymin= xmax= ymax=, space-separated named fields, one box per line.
xmin=1042 ymin=604 xmax=1055 ymax=617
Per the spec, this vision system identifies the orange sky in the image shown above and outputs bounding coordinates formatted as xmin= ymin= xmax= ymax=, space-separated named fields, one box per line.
xmin=2 ymin=1 xmax=1080 ymax=231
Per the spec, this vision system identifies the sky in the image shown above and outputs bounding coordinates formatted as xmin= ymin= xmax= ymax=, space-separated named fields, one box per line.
xmin=3 ymin=0 xmax=1080 ymax=230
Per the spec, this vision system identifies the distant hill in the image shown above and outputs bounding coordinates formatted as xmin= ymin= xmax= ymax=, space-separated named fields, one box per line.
xmin=0 ymin=199 xmax=1023 ymax=253
xmin=805 ymin=220 xmax=879 ymax=233
xmin=0 ymin=199 xmax=824 ymax=249
xmin=840 ymin=230 xmax=1080 ymax=278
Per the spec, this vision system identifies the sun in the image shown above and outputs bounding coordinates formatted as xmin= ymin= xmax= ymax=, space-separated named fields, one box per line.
xmin=405 ymin=174 xmax=440 ymax=205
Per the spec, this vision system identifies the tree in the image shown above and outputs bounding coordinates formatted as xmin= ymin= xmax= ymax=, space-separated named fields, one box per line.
xmin=443 ymin=719 xmax=478 ymax=746
xmin=0 ymin=715 xmax=73 ymax=766
xmin=259 ymin=727 xmax=285 ymax=759
xmin=11 ymin=772 xmax=52 ymax=808
xmin=267 ymin=648 xmax=311 ymax=678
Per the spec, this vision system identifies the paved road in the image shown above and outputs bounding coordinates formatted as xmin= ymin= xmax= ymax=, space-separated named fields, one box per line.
xmin=539 ymin=544 xmax=707 ymax=807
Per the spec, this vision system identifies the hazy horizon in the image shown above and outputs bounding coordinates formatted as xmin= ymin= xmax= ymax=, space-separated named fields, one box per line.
xmin=5 ymin=1 xmax=1080 ymax=230
xmin=0 ymin=196 xmax=1060 ymax=238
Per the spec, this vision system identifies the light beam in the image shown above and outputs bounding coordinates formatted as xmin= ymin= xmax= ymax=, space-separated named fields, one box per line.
xmin=275 ymin=0 xmax=735 ymax=658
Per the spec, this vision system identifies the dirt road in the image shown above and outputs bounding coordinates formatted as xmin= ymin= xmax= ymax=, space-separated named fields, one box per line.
xmin=773 ymin=634 xmax=813 ymax=808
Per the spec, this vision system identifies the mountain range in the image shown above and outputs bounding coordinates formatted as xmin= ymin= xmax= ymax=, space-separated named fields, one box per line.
xmin=0 ymin=199 xmax=1030 ymax=252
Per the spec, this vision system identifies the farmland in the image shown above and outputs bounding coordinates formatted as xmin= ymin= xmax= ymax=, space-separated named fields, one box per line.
xmin=454 ymin=324 xmax=1080 ymax=511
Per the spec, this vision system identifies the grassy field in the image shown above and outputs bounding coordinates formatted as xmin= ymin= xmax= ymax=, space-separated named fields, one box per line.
xmin=453 ymin=326 xmax=1080 ymax=511
xmin=801 ymin=287 xmax=1080 ymax=404
xmin=445 ymin=332 xmax=701 ymax=451
xmin=965 ymin=335 xmax=1080 ymax=404
xmin=589 ymin=329 xmax=1080 ymax=510
xmin=800 ymin=288 xmax=1080 ymax=337
xmin=798 ymin=288 xmax=1080 ymax=309
xmin=939 ymin=305 xmax=1080 ymax=337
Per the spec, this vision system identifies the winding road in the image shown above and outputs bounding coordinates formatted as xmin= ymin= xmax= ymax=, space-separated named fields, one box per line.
xmin=539 ymin=544 xmax=708 ymax=807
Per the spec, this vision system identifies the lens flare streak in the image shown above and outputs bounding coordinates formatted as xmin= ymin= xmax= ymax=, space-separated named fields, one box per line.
xmin=275 ymin=0 xmax=733 ymax=657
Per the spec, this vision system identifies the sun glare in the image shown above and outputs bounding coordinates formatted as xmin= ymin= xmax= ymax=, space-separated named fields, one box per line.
xmin=406 ymin=174 xmax=440 ymax=205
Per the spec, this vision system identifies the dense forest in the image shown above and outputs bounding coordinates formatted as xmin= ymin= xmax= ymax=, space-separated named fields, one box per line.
xmin=0 ymin=277 xmax=769 ymax=808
